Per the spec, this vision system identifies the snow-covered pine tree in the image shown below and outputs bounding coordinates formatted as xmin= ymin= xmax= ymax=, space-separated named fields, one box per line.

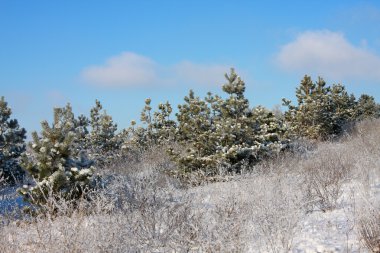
xmin=0 ymin=96 xmax=26 ymax=185
xmin=283 ymin=76 xmax=356 ymax=140
xmin=210 ymin=69 xmax=287 ymax=172
xmin=329 ymin=84 xmax=356 ymax=135
xmin=115 ymin=98 xmax=177 ymax=165
xmin=171 ymin=68 xmax=288 ymax=174
xmin=170 ymin=89 xmax=217 ymax=173
xmin=152 ymin=101 xmax=176 ymax=144
xmin=88 ymin=100 xmax=120 ymax=166
xmin=283 ymin=76 xmax=329 ymax=139
xmin=19 ymin=105 xmax=97 ymax=206
xmin=354 ymin=94 xmax=380 ymax=120
xmin=132 ymin=98 xmax=176 ymax=149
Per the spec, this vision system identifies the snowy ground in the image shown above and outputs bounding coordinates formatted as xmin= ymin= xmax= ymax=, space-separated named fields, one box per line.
xmin=291 ymin=183 xmax=379 ymax=253
xmin=0 ymin=176 xmax=378 ymax=252
xmin=192 ymin=174 xmax=379 ymax=253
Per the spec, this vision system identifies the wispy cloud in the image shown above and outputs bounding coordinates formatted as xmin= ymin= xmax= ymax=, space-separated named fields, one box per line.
xmin=275 ymin=30 xmax=380 ymax=82
xmin=81 ymin=52 xmax=230 ymax=88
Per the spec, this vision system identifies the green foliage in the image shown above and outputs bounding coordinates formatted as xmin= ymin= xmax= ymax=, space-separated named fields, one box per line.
xmin=283 ymin=75 xmax=380 ymax=140
xmin=283 ymin=76 xmax=356 ymax=140
xmin=86 ymin=100 xmax=121 ymax=166
xmin=354 ymin=94 xmax=380 ymax=120
xmin=0 ymin=96 xmax=26 ymax=185
xmin=140 ymin=99 xmax=176 ymax=146
xmin=120 ymin=69 xmax=287 ymax=175
xmin=124 ymin=98 xmax=177 ymax=153
xmin=19 ymin=105 xmax=97 ymax=207
xmin=170 ymin=69 xmax=288 ymax=174
xmin=89 ymin=100 xmax=118 ymax=151
xmin=170 ymin=89 xmax=217 ymax=172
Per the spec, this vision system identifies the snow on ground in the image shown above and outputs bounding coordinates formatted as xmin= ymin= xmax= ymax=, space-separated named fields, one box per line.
xmin=292 ymin=205 xmax=360 ymax=252
xmin=0 ymin=162 xmax=378 ymax=252
xmin=193 ymin=174 xmax=379 ymax=252
xmin=281 ymin=181 xmax=378 ymax=252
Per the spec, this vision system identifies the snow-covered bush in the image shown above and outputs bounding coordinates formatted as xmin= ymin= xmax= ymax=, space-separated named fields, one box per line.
xmin=0 ymin=96 xmax=26 ymax=185
xmin=19 ymin=105 xmax=98 ymax=208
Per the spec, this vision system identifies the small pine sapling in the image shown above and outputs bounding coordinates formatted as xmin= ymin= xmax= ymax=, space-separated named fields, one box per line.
xmin=19 ymin=105 xmax=97 ymax=207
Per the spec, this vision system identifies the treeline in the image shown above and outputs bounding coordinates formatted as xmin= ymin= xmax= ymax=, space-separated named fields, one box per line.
xmin=1 ymin=69 xmax=379 ymax=208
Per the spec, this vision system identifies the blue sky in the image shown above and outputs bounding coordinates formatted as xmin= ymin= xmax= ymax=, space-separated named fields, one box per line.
xmin=1 ymin=1 xmax=380 ymax=136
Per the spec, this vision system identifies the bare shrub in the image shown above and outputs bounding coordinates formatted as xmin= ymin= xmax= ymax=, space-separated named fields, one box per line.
xmin=346 ymin=119 xmax=380 ymax=193
xmin=353 ymin=188 xmax=380 ymax=253
xmin=0 ymin=166 xmax=252 ymax=252
xmin=103 ymin=143 xmax=177 ymax=176
xmin=0 ymin=170 xmax=191 ymax=252
xmin=245 ymin=170 xmax=305 ymax=252
xmin=110 ymin=171 xmax=196 ymax=251
xmin=301 ymin=144 xmax=352 ymax=212
xmin=190 ymin=182 xmax=255 ymax=252
xmin=358 ymin=210 xmax=380 ymax=252
xmin=102 ymin=169 xmax=250 ymax=251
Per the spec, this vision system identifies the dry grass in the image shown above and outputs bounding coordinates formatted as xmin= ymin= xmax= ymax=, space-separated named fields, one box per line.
xmin=0 ymin=119 xmax=379 ymax=252
xmin=358 ymin=204 xmax=380 ymax=252
xmin=300 ymin=143 xmax=353 ymax=212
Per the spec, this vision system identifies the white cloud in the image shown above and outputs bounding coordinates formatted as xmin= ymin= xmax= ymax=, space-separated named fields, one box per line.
xmin=81 ymin=52 xmax=230 ymax=88
xmin=82 ymin=52 xmax=158 ymax=87
xmin=275 ymin=30 xmax=380 ymax=82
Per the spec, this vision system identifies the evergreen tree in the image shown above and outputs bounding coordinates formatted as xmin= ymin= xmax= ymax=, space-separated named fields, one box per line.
xmin=283 ymin=76 xmax=356 ymax=140
xmin=354 ymin=94 xmax=380 ymax=120
xmin=74 ymin=114 xmax=90 ymax=143
xmin=0 ymin=96 xmax=26 ymax=185
xmin=89 ymin=100 xmax=118 ymax=151
xmin=329 ymin=84 xmax=356 ymax=134
xmin=19 ymin=105 xmax=96 ymax=207
xmin=55 ymin=103 xmax=90 ymax=154
xmin=170 ymin=89 xmax=217 ymax=172
xmin=170 ymin=68 xmax=287 ymax=174
xmin=135 ymin=98 xmax=176 ymax=148
xmin=87 ymin=100 xmax=120 ymax=166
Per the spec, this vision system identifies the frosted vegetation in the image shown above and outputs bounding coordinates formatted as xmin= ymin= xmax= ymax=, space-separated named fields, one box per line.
xmin=0 ymin=69 xmax=379 ymax=252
